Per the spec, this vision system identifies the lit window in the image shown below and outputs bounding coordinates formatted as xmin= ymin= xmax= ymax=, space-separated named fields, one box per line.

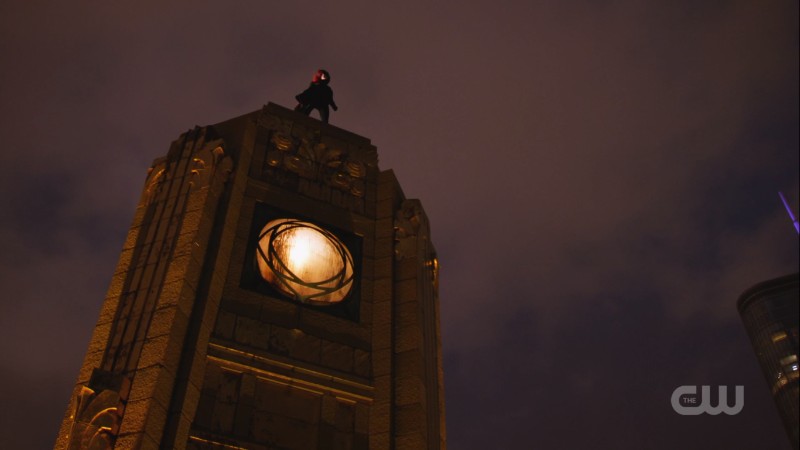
xmin=256 ymin=219 xmax=354 ymax=304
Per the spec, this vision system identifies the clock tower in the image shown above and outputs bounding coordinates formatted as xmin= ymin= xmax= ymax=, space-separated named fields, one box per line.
xmin=54 ymin=103 xmax=446 ymax=450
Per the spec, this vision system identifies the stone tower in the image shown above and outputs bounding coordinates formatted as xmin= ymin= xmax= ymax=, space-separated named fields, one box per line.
xmin=54 ymin=103 xmax=446 ymax=450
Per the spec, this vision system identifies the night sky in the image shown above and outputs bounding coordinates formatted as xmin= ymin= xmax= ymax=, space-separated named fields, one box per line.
xmin=1 ymin=2 xmax=798 ymax=449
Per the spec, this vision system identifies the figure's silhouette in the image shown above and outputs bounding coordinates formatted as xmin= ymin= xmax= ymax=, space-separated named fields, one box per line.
xmin=294 ymin=69 xmax=338 ymax=124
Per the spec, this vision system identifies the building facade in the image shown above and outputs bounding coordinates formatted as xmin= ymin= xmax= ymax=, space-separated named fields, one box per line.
xmin=54 ymin=103 xmax=446 ymax=450
xmin=737 ymin=273 xmax=799 ymax=449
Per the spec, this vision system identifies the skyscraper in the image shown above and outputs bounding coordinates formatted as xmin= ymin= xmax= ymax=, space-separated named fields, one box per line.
xmin=737 ymin=273 xmax=799 ymax=448
xmin=54 ymin=103 xmax=446 ymax=450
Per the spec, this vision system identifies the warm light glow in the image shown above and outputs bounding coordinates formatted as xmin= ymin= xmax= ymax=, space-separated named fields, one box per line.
xmin=256 ymin=219 xmax=354 ymax=304
xmin=771 ymin=331 xmax=788 ymax=343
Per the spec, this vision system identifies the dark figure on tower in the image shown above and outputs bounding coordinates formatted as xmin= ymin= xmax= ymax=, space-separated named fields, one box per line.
xmin=294 ymin=69 xmax=338 ymax=123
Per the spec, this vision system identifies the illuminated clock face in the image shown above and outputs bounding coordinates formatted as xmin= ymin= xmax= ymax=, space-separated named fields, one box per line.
xmin=255 ymin=219 xmax=355 ymax=304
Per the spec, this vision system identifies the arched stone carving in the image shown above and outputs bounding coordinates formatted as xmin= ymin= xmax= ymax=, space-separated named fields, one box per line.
xmin=66 ymin=387 xmax=121 ymax=450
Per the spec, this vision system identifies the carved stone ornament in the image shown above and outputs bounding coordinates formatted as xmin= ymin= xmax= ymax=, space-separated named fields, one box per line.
xmin=66 ymin=386 xmax=121 ymax=450
xmin=143 ymin=136 xmax=234 ymax=205
xmin=266 ymin=129 xmax=370 ymax=198
xmin=143 ymin=160 xmax=167 ymax=206
xmin=394 ymin=200 xmax=424 ymax=260
xmin=189 ymin=141 xmax=234 ymax=190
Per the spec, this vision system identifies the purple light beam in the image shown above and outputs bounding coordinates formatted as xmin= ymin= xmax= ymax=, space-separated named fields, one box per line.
xmin=778 ymin=191 xmax=800 ymax=234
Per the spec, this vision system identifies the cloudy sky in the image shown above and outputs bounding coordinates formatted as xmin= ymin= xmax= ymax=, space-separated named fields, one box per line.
xmin=1 ymin=1 xmax=797 ymax=449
